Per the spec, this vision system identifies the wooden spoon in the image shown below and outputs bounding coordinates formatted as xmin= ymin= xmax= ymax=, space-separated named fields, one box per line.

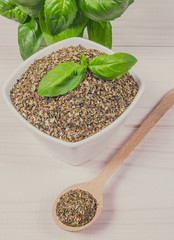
xmin=52 ymin=88 xmax=174 ymax=232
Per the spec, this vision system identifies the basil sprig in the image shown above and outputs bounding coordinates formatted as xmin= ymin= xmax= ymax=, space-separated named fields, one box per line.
xmin=37 ymin=52 xmax=137 ymax=97
xmin=0 ymin=0 xmax=135 ymax=59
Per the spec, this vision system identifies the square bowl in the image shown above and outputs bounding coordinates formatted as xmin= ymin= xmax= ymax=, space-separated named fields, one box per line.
xmin=3 ymin=37 xmax=144 ymax=165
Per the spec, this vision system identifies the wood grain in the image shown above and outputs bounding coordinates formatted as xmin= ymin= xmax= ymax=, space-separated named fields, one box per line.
xmin=0 ymin=0 xmax=174 ymax=239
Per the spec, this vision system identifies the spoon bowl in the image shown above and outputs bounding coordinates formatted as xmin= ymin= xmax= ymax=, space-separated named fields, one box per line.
xmin=52 ymin=179 xmax=103 ymax=232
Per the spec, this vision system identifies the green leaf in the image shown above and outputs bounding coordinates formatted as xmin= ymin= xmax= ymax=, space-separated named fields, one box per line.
xmin=12 ymin=0 xmax=43 ymax=6
xmin=87 ymin=20 xmax=112 ymax=49
xmin=18 ymin=18 xmax=43 ymax=60
xmin=80 ymin=54 xmax=88 ymax=67
xmin=44 ymin=0 xmax=77 ymax=35
xmin=39 ymin=6 xmax=87 ymax=45
xmin=18 ymin=4 xmax=41 ymax=18
xmin=37 ymin=62 xmax=87 ymax=97
xmin=12 ymin=0 xmax=44 ymax=17
xmin=0 ymin=0 xmax=28 ymax=23
xmin=79 ymin=0 xmax=134 ymax=21
xmin=89 ymin=53 xmax=137 ymax=80
xmin=78 ymin=30 xmax=84 ymax=37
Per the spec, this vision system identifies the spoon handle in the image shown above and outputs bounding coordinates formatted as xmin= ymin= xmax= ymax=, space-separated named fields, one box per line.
xmin=96 ymin=88 xmax=174 ymax=185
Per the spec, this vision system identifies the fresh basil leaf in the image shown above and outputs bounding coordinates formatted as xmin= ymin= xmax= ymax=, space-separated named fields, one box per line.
xmin=87 ymin=20 xmax=112 ymax=49
xmin=18 ymin=18 xmax=43 ymax=60
xmin=39 ymin=6 xmax=87 ymax=45
xmin=45 ymin=0 xmax=77 ymax=35
xmin=12 ymin=0 xmax=43 ymax=6
xmin=13 ymin=0 xmax=44 ymax=17
xmin=0 ymin=0 xmax=28 ymax=23
xmin=18 ymin=4 xmax=41 ymax=18
xmin=79 ymin=0 xmax=134 ymax=21
xmin=89 ymin=53 xmax=137 ymax=80
xmin=37 ymin=62 xmax=87 ymax=97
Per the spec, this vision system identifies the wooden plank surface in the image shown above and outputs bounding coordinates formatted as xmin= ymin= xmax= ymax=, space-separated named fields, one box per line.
xmin=0 ymin=0 xmax=174 ymax=239
xmin=112 ymin=0 xmax=174 ymax=47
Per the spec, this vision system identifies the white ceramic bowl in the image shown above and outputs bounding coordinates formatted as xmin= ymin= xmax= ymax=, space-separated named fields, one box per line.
xmin=3 ymin=37 xmax=144 ymax=165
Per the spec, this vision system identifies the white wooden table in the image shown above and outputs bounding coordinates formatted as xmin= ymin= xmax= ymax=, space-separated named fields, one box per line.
xmin=0 ymin=1 xmax=174 ymax=239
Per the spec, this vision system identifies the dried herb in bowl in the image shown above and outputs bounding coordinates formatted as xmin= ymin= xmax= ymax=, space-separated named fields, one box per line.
xmin=10 ymin=45 xmax=139 ymax=142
